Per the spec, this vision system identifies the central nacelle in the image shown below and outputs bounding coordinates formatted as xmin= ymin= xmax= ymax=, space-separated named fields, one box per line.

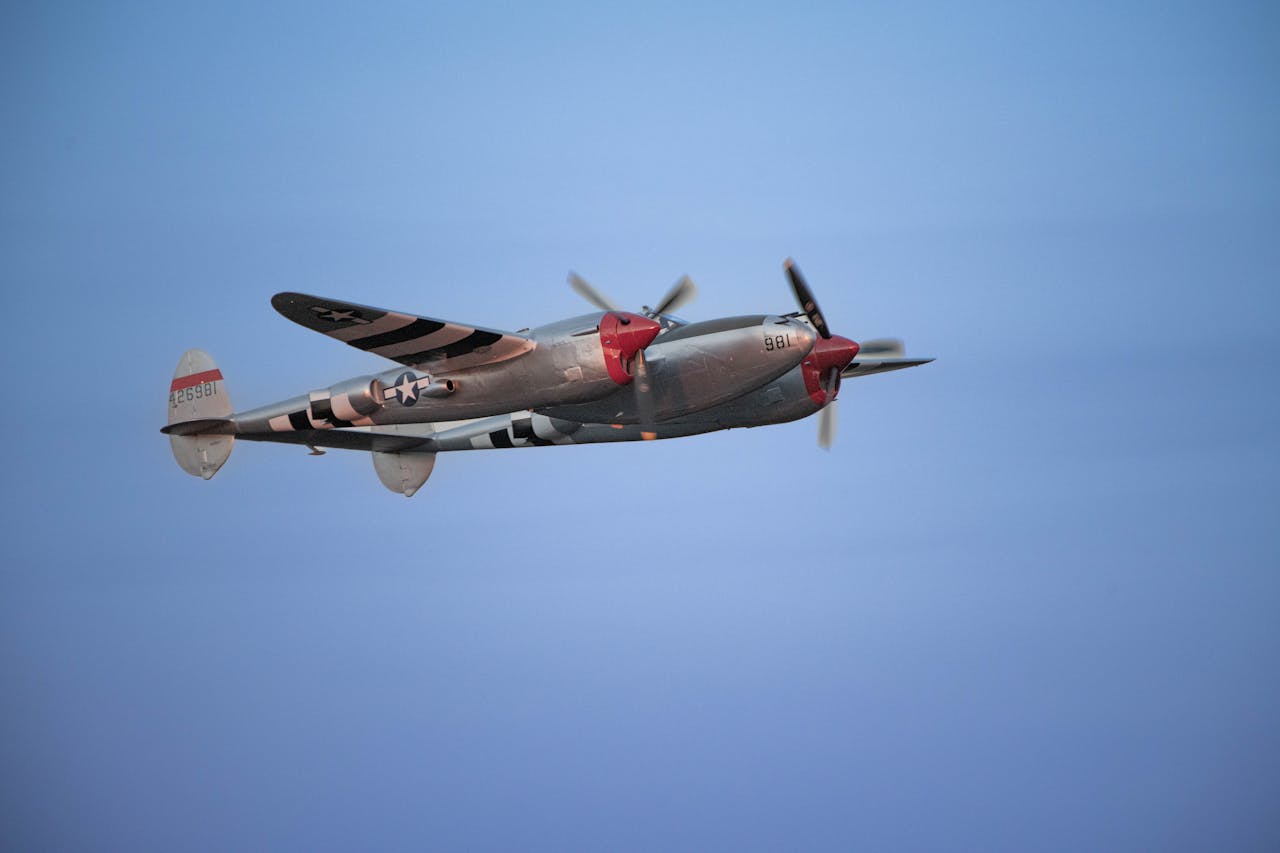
xmin=538 ymin=315 xmax=816 ymax=424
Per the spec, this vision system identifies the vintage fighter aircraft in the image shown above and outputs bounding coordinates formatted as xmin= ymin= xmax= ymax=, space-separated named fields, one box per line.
xmin=163 ymin=260 xmax=932 ymax=496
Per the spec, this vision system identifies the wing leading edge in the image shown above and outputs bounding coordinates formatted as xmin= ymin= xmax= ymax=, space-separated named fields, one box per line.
xmin=235 ymin=428 xmax=433 ymax=453
xmin=272 ymin=292 xmax=535 ymax=371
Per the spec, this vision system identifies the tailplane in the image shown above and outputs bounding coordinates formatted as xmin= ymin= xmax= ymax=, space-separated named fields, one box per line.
xmin=166 ymin=349 xmax=234 ymax=479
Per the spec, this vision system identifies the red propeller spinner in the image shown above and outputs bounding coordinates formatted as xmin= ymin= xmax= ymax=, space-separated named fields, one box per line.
xmin=598 ymin=312 xmax=662 ymax=386
xmin=801 ymin=335 xmax=860 ymax=406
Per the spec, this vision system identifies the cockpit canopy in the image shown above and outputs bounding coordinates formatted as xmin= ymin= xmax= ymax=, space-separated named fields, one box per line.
xmin=650 ymin=312 xmax=689 ymax=333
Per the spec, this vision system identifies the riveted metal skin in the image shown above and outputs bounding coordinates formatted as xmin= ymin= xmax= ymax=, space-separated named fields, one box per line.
xmin=538 ymin=315 xmax=816 ymax=425
xmin=228 ymin=312 xmax=658 ymax=436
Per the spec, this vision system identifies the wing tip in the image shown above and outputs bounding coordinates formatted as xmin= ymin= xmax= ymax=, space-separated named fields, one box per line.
xmin=271 ymin=292 xmax=309 ymax=313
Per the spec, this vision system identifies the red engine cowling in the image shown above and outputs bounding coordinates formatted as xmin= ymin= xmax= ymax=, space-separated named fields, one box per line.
xmin=598 ymin=312 xmax=662 ymax=385
xmin=801 ymin=336 xmax=860 ymax=405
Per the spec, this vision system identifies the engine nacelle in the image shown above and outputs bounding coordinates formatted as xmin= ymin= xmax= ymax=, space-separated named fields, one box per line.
xmin=309 ymin=375 xmax=384 ymax=425
xmin=537 ymin=315 xmax=816 ymax=424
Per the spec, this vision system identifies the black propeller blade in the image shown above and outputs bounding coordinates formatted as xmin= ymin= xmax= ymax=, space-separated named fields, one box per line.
xmin=783 ymin=258 xmax=863 ymax=447
xmin=784 ymin=258 xmax=831 ymax=339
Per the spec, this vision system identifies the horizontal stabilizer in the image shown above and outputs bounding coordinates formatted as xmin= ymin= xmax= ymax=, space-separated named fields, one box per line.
xmin=162 ymin=418 xmax=236 ymax=436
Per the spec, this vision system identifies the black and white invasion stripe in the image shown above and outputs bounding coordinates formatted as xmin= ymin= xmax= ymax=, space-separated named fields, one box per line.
xmin=273 ymin=293 xmax=515 ymax=367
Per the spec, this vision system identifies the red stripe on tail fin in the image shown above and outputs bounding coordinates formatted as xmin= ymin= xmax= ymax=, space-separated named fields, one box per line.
xmin=170 ymin=369 xmax=223 ymax=392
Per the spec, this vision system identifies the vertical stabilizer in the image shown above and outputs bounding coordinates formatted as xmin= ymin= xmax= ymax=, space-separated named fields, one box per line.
xmin=168 ymin=349 xmax=234 ymax=479
xmin=369 ymin=423 xmax=437 ymax=497
xmin=372 ymin=451 xmax=437 ymax=497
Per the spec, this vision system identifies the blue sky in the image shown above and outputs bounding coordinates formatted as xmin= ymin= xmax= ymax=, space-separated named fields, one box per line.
xmin=2 ymin=2 xmax=1278 ymax=850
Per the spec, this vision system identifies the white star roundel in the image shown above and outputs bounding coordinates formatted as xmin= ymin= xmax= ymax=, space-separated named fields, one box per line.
xmin=385 ymin=372 xmax=424 ymax=406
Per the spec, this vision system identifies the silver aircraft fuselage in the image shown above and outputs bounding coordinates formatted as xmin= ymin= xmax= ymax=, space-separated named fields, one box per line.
xmin=163 ymin=262 xmax=932 ymax=494
xmin=232 ymin=313 xmax=818 ymax=436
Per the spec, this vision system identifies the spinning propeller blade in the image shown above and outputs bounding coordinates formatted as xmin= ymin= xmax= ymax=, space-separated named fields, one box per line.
xmin=817 ymin=367 xmax=839 ymax=449
xmin=651 ymin=275 xmax=698 ymax=317
xmin=633 ymin=348 xmax=658 ymax=440
xmin=856 ymin=338 xmax=905 ymax=357
xmin=818 ymin=399 xmax=837 ymax=449
xmin=567 ymin=272 xmax=699 ymax=439
xmin=569 ymin=272 xmax=698 ymax=318
xmin=567 ymin=272 xmax=620 ymax=312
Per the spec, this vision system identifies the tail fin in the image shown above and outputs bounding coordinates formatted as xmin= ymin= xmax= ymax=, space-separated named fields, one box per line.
xmin=369 ymin=423 xmax=438 ymax=497
xmin=166 ymin=349 xmax=234 ymax=479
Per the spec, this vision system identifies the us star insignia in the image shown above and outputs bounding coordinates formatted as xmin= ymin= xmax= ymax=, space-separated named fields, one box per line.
xmin=310 ymin=306 xmax=370 ymax=324
xmin=385 ymin=372 xmax=425 ymax=406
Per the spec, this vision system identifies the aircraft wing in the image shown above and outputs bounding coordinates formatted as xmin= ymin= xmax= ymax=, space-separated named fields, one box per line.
xmin=234 ymin=427 xmax=434 ymax=453
xmin=842 ymin=356 xmax=934 ymax=378
xmin=272 ymin=292 xmax=535 ymax=371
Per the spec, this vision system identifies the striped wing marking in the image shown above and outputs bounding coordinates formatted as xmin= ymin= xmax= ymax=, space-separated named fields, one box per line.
xmin=272 ymin=292 xmax=535 ymax=370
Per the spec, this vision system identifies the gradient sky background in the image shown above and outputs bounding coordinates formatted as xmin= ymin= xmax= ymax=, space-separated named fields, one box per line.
xmin=2 ymin=2 xmax=1278 ymax=850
